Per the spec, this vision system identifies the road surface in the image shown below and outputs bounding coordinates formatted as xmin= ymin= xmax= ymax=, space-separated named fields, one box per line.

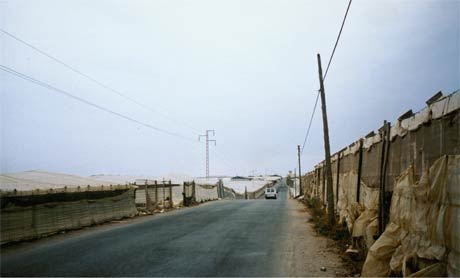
xmin=1 ymin=181 xmax=345 ymax=277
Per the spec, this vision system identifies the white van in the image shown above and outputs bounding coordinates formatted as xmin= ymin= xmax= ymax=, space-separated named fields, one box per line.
xmin=265 ymin=187 xmax=277 ymax=199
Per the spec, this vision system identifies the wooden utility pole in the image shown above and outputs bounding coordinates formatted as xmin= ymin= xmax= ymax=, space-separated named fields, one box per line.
xmin=317 ymin=53 xmax=335 ymax=226
xmin=294 ymin=167 xmax=297 ymax=197
xmin=297 ymin=145 xmax=303 ymax=196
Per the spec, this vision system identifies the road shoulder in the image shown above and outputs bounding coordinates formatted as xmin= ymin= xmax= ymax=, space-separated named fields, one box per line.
xmin=280 ymin=198 xmax=348 ymax=277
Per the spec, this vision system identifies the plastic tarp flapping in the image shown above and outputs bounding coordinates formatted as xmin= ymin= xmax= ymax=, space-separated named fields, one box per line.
xmin=352 ymin=207 xmax=379 ymax=248
xmin=337 ymin=171 xmax=359 ymax=232
xmin=362 ymin=155 xmax=459 ymax=277
xmin=337 ymin=171 xmax=379 ymax=247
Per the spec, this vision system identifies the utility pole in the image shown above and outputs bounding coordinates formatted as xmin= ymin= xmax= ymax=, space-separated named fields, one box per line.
xmin=294 ymin=167 xmax=297 ymax=197
xmin=199 ymin=130 xmax=216 ymax=180
xmin=317 ymin=53 xmax=335 ymax=226
xmin=297 ymin=145 xmax=303 ymax=196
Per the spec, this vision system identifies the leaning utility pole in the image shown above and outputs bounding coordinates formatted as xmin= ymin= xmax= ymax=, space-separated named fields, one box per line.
xmin=199 ymin=130 xmax=216 ymax=179
xmin=297 ymin=145 xmax=303 ymax=196
xmin=317 ymin=53 xmax=335 ymax=226
xmin=294 ymin=167 xmax=297 ymax=197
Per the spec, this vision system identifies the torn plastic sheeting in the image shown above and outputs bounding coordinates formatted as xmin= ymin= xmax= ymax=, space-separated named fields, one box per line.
xmin=337 ymin=171 xmax=379 ymax=237
xmin=400 ymin=107 xmax=431 ymax=132
xmin=447 ymin=155 xmax=460 ymax=276
xmin=351 ymin=179 xmax=379 ymax=248
xmin=407 ymin=262 xmax=446 ymax=277
xmin=395 ymin=92 xmax=459 ymax=139
xmin=311 ymin=92 xmax=459 ymax=171
xmin=360 ymin=182 xmax=379 ymax=210
xmin=337 ymin=172 xmax=358 ymax=232
xmin=341 ymin=141 xmax=361 ymax=157
xmin=361 ymin=222 xmax=402 ymax=277
xmin=352 ymin=209 xmax=379 ymax=248
xmin=389 ymin=92 xmax=459 ymax=141
xmin=389 ymin=161 xmax=445 ymax=272
xmin=339 ymin=171 xmax=378 ymax=211
xmin=448 ymin=249 xmax=459 ymax=277
xmin=431 ymin=91 xmax=460 ymax=119
xmin=362 ymin=155 xmax=459 ymax=277
xmin=363 ymin=133 xmax=382 ymax=150
xmin=331 ymin=152 xmax=340 ymax=163
xmin=390 ymin=120 xmax=408 ymax=139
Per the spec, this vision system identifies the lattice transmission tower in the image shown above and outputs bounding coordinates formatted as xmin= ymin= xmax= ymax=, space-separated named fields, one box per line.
xmin=199 ymin=130 xmax=216 ymax=179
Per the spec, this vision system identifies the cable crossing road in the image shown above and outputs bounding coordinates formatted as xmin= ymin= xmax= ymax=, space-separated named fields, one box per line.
xmin=1 ymin=181 xmax=344 ymax=277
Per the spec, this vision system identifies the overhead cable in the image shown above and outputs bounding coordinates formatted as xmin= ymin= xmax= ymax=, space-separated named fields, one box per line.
xmin=323 ymin=0 xmax=353 ymax=81
xmin=0 ymin=64 xmax=198 ymax=143
xmin=300 ymin=90 xmax=320 ymax=155
xmin=300 ymin=0 xmax=353 ymax=157
xmin=0 ymin=28 xmax=202 ymax=134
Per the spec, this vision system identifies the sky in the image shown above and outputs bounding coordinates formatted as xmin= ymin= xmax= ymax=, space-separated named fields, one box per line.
xmin=1 ymin=0 xmax=459 ymax=178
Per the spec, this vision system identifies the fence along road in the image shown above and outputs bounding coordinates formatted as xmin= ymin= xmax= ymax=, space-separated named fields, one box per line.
xmin=1 ymin=179 xmax=345 ymax=277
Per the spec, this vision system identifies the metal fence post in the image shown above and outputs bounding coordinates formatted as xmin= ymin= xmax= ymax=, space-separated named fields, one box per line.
xmin=169 ymin=180 xmax=172 ymax=208
xmin=356 ymin=139 xmax=364 ymax=203
xmin=192 ymin=181 xmax=196 ymax=203
xmin=155 ymin=180 xmax=159 ymax=206
xmin=336 ymin=152 xmax=341 ymax=205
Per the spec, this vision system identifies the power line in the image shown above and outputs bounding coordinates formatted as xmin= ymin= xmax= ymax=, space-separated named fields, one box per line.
xmin=323 ymin=0 xmax=353 ymax=81
xmin=300 ymin=90 xmax=320 ymax=155
xmin=300 ymin=0 xmax=353 ymax=157
xmin=1 ymin=63 xmax=239 ymax=174
xmin=213 ymin=149 xmax=236 ymax=172
xmin=0 ymin=32 xmax=243 ymax=175
xmin=0 ymin=64 xmax=198 ymax=142
xmin=0 ymin=28 xmax=202 ymax=134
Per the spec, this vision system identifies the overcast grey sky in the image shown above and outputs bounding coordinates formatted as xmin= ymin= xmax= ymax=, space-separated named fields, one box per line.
xmin=1 ymin=0 xmax=459 ymax=177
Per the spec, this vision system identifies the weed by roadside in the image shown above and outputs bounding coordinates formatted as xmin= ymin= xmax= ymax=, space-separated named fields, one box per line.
xmin=303 ymin=196 xmax=364 ymax=277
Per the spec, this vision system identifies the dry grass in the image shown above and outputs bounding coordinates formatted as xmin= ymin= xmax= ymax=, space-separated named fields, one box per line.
xmin=303 ymin=197 xmax=365 ymax=277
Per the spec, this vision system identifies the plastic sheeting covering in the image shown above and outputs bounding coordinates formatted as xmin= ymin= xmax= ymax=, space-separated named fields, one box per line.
xmin=352 ymin=208 xmax=379 ymax=249
xmin=333 ymin=91 xmax=460 ymax=158
xmin=304 ymin=178 xmax=316 ymax=198
xmin=1 ymin=189 xmax=138 ymax=244
xmin=363 ymin=133 xmax=382 ymax=150
xmin=135 ymin=188 xmax=158 ymax=205
xmin=361 ymin=155 xmax=459 ymax=277
xmin=0 ymin=170 xmax=119 ymax=192
xmin=337 ymin=172 xmax=359 ymax=232
xmin=336 ymin=171 xmax=379 ymax=248
xmin=195 ymin=184 xmax=218 ymax=202
xmin=390 ymin=93 xmax=459 ymax=141
xmin=172 ymin=186 xmax=184 ymax=205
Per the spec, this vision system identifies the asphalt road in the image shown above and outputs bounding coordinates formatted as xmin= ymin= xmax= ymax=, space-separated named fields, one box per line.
xmin=1 ymin=181 xmax=343 ymax=277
